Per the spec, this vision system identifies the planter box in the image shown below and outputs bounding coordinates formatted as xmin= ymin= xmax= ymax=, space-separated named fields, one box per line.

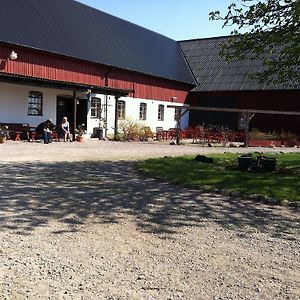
xmin=249 ymin=140 xmax=282 ymax=147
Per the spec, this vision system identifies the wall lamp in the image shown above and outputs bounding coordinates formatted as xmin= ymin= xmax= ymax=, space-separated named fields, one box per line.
xmin=9 ymin=51 xmax=18 ymax=60
xmin=0 ymin=50 xmax=18 ymax=70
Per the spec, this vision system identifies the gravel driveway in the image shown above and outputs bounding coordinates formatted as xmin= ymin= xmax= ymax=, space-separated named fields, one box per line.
xmin=0 ymin=141 xmax=299 ymax=299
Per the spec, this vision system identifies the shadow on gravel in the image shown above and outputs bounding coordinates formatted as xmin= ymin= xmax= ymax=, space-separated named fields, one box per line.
xmin=0 ymin=161 xmax=298 ymax=238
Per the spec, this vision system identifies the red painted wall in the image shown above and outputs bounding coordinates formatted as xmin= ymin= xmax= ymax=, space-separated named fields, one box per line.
xmin=187 ymin=90 xmax=300 ymax=133
xmin=236 ymin=90 xmax=300 ymax=133
xmin=0 ymin=43 xmax=191 ymax=103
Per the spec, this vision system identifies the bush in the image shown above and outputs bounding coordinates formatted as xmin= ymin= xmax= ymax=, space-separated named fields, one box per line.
xmin=249 ymin=129 xmax=280 ymax=140
xmin=118 ymin=119 xmax=153 ymax=141
xmin=140 ymin=126 xmax=154 ymax=141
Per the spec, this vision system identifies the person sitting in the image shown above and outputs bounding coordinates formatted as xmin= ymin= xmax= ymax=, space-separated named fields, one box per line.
xmin=35 ymin=119 xmax=53 ymax=144
xmin=61 ymin=116 xmax=72 ymax=142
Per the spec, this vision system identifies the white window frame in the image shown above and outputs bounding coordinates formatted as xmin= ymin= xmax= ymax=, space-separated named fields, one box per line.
xmin=91 ymin=97 xmax=102 ymax=118
xmin=158 ymin=104 xmax=164 ymax=121
xmin=117 ymin=100 xmax=126 ymax=120
xmin=174 ymin=107 xmax=181 ymax=121
xmin=139 ymin=102 xmax=147 ymax=120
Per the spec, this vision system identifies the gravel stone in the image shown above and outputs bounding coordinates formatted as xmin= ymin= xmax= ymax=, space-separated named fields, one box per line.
xmin=0 ymin=141 xmax=299 ymax=299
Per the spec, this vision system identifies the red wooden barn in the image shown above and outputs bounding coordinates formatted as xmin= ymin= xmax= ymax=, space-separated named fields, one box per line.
xmin=0 ymin=0 xmax=299 ymax=139
xmin=179 ymin=37 xmax=300 ymax=135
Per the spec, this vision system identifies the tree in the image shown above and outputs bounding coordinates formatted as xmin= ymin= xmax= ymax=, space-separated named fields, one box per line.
xmin=209 ymin=0 xmax=300 ymax=86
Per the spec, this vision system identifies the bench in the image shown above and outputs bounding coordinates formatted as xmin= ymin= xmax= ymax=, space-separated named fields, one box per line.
xmin=29 ymin=125 xmax=70 ymax=142
xmin=29 ymin=126 xmax=60 ymax=142
xmin=0 ymin=123 xmax=30 ymax=141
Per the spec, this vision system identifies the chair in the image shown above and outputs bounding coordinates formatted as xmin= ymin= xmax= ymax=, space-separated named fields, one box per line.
xmin=155 ymin=127 xmax=164 ymax=140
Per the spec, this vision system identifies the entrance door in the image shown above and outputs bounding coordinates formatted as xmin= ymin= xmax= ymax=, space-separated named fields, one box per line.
xmin=76 ymin=98 xmax=88 ymax=131
xmin=56 ymin=96 xmax=74 ymax=129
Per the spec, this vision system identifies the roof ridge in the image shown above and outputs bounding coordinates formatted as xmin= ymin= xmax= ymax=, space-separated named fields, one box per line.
xmin=178 ymin=35 xmax=234 ymax=43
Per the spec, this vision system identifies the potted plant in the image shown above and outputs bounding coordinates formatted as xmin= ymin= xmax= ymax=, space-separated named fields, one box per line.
xmin=0 ymin=126 xmax=9 ymax=143
xmin=75 ymin=124 xmax=85 ymax=142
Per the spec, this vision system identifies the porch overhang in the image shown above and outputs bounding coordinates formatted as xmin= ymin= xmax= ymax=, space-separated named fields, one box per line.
xmin=0 ymin=72 xmax=133 ymax=97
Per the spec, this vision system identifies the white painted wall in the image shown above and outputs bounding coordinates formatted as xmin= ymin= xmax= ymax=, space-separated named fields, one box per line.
xmin=0 ymin=82 xmax=189 ymax=136
xmin=87 ymin=94 xmax=189 ymax=137
xmin=0 ymin=81 xmax=72 ymax=126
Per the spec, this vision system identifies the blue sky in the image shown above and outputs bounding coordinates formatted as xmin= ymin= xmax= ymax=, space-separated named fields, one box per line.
xmin=77 ymin=0 xmax=234 ymax=40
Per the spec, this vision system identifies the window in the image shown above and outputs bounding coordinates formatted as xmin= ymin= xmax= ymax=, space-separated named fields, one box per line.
xmin=158 ymin=104 xmax=164 ymax=121
xmin=174 ymin=107 xmax=181 ymax=121
xmin=91 ymin=97 xmax=101 ymax=118
xmin=117 ymin=100 xmax=126 ymax=120
xmin=28 ymin=91 xmax=43 ymax=116
xmin=139 ymin=102 xmax=147 ymax=120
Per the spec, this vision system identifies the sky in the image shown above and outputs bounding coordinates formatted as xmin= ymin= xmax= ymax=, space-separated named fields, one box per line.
xmin=76 ymin=0 xmax=234 ymax=41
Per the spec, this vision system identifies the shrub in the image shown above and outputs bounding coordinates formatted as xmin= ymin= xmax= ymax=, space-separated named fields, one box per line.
xmin=118 ymin=118 xmax=153 ymax=141
xmin=249 ymin=129 xmax=280 ymax=140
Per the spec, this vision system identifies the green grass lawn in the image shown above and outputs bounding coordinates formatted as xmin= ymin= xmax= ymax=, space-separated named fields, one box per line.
xmin=138 ymin=153 xmax=300 ymax=202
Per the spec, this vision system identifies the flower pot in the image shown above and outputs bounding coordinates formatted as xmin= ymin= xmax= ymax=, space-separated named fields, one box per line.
xmin=76 ymin=135 xmax=84 ymax=142
xmin=0 ymin=136 xmax=7 ymax=143
xmin=260 ymin=157 xmax=277 ymax=172
xmin=238 ymin=156 xmax=253 ymax=171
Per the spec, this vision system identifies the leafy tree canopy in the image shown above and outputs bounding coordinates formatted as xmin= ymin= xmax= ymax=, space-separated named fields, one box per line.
xmin=209 ymin=0 xmax=300 ymax=86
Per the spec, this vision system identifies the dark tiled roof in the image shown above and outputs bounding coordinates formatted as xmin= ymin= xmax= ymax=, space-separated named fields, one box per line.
xmin=0 ymin=0 xmax=195 ymax=85
xmin=179 ymin=36 xmax=299 ymax=91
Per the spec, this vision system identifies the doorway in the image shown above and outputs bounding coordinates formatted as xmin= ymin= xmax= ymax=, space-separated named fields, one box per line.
xmin=56 ymin=96 xmax=74 ymax=129
xmin=56 ymin=96 xmax=88 ymax=132
xmin=76 ymin=98 xmax=88 ymax=131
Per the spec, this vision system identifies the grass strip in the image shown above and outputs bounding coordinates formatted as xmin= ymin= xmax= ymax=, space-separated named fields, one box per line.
xmin=138 ymin=153 xmax=300 ymax=202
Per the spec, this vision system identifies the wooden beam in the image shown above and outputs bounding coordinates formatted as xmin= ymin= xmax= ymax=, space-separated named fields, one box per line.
xmin=168 ymin=105 xmax=300 ymax=147
xmin=167 ymin=105 xmax=300 ymax=116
